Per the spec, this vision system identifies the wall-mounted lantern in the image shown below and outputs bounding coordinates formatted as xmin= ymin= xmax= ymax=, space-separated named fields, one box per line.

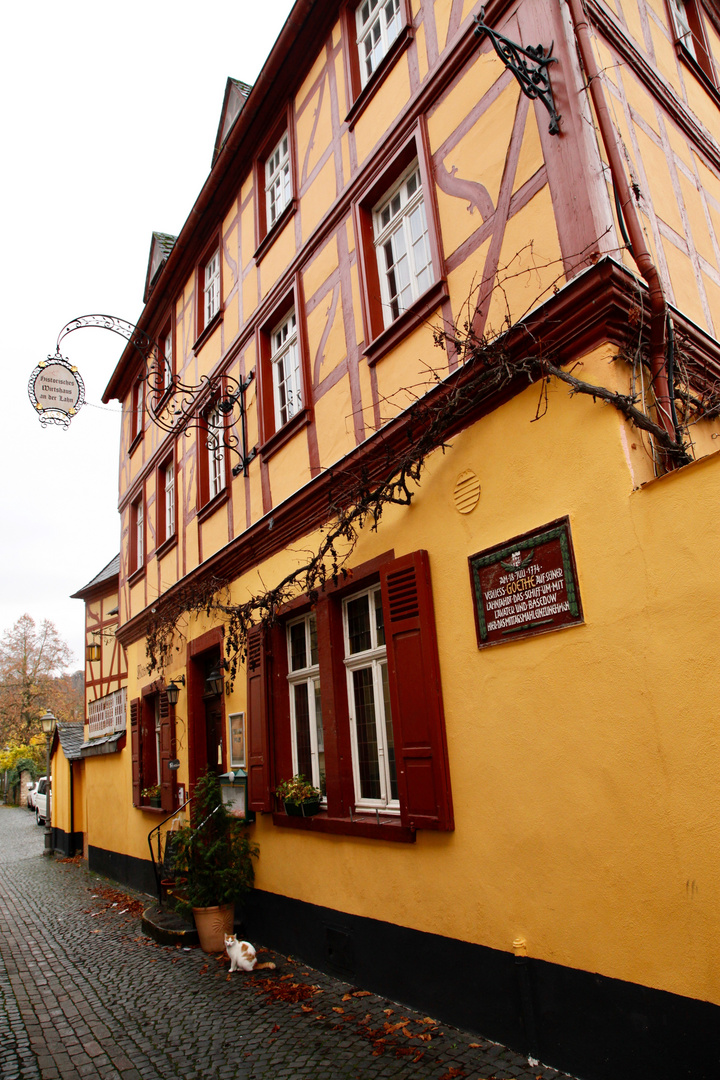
xmin=219 ymin=769 xmax=254 ymax=824
xmin=206 ymin=665 xmax=224 ymax=697
xmin=86 ymin=642 xmax=101 ymax=662
xmin=165 ymin=675 xmax=185 ymax=706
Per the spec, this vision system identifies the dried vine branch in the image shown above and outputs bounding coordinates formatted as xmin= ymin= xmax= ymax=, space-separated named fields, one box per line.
xmin=145 ymin=288 xmax=702 ymax=688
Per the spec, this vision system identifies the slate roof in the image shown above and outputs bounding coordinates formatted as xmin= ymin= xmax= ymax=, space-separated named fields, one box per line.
xmin=71 ymin=554 xmax=119 ymax=599
xmin=57 ymin=722 xmax=85 ymax=761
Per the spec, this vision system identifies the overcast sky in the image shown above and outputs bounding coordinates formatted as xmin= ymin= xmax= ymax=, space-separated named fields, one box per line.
xmin=1 ymin=0 xmax=293 ymax=670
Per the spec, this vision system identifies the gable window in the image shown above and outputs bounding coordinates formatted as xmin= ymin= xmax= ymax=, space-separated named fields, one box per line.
xmin=357 ymin=0 xmax=402 ymax=86
xmin=266 ymin=132 xmax=291 ymax=230
xmin=157 ymin=455 xmax=176 ymax=549
xmin=668 ymin=0 xmax=718 ymax=87
xmin=246 ymin=550 xmax=454 ymax=838
xmin=204 ymin=250 xmax=221 ymax=327
xmin=287 ymin=613 xmax=325 ymax=796
xmin=271 ymin=310 xmax=302 ymax=429
xmin=373 ymin=163 xmax=433 ymax=328
xmin=130 ymin=493 xmax=144 ymax=575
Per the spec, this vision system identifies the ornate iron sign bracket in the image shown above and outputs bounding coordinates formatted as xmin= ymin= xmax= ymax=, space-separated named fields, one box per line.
xmin=473 ymin=9 xmax=560 ymax=134
xmin=48 ymin=314 xmax=258 ymax=476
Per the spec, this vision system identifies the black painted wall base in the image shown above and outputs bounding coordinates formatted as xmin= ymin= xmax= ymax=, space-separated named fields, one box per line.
xmin=88 ymin=844 xmax=157 ymax=898
xmin=51 ymin=827 xmax=84 ymax=857
xmin=244 ymin=890 xmax=720 ymax=1080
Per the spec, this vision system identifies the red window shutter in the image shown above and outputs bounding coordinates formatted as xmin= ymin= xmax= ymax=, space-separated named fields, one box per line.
xmin=380 ymin=550 xmax=454 ymax=831
xmin=159 ymin=691 xmax=174 ymax=812
xmin=246 ymin=625 xmax=272 ymax=812
xmin=130 ymin=698 xmax=141 ymax=808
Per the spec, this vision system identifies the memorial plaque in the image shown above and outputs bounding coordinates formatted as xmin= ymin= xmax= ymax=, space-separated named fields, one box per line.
xmin=469 ymin=517 xmax=583 ymax=648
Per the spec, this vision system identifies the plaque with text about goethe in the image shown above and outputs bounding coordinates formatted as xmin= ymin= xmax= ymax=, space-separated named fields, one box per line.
xmin=469 ymin=517 xmax=583 ymax=648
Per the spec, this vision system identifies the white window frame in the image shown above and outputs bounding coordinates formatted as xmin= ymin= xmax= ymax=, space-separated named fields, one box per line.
xmin=206 ymin=406 xmax=226 ymax=500
xmin=164 ymin=459 xmax=175 ymax=539
xmin=271 ymin=309 xmax=302 ymax=429
xmin=265 ymin=132 xmax=291 ymax=229
xmin=356 ymin=0 xmax=402 ymax=87
xmin=343 ymin=585 xmax=398 ymax=812
xmin=286 ymin=612 xmax=325 ymax=796
xmin=669 ymin=0 xmax=696 ymax=54
xmin=203 ymin=250 xmax=220 ymax=326
xmin=132 ymin=379 xmax=144 ymax=441
xmin=372 ymin=162 xmax=433 ymax=329
xmin=133 ymin=496 xmax=144 ymax=570
xmin=159 ymin=327 xmax=173 ymax=393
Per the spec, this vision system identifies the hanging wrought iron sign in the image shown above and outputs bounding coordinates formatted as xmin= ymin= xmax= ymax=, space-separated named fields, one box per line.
xmin=473 ymin=8 xmax=560 ymax=134
xmin=469 ymin=517 xmax=583 ymax=648
xmin=28 ymin=355 xmax=86 ymax=429
xmin=35 ymin=314 xmax=257 ymax=475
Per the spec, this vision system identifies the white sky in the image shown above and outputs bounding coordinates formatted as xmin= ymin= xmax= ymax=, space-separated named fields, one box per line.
xmin=1 ymin=0 xmax=294 ymax=670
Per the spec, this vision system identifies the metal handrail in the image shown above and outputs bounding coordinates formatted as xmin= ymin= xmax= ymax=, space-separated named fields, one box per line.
xmin=147 ymin=798 xmax=192 ymax=904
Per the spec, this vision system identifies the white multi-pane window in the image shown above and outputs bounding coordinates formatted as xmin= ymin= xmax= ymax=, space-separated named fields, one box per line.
xmin=132 ymin=379 xmax=144 ymax=440
xmin=356 ymin=0 xmax=402 ymax=86
xmin=271 ymin=310 xmax=302 ymax=428
xmin=669 ymin=0 xmax=695 ymax=54
xmin=204 ymin=250 xmax=220 ymax=326
xmin=287 ymin=613 xmax=325 ymax=796
xmin=373 ymin=163 xmax=433 ymax=328
xmin=133 ymin=497 xmax=144 ymax=569
xmin=343 ymin=586 xmax=398 ymax=810
xmin=206 ymin=407 xmax=226 ymax=499
xmin=266 ymin=132 xmax=291 ymax=229
xmin=164 ymin=459 xmax=175 ymax=539
xmin=160 ymin=328 xmax=173 ymax=392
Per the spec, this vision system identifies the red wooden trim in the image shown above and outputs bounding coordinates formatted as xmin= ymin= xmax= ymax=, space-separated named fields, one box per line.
xmin=272 ymin=811 xmax=416 ymax=841
xmin=130 ymin=698 xmax=141 ymax=807
xmin=188 ymin=626 xmax=224 ymax=658
xmin=345 ymin=24 xmax=414 ymax=130
xmin=246 ymin=625 xmax=272 ymax=811
xmin=159 ymin=690 xmax=175 ymax=813
xmin=254 ymin=199 xmax=298 ymax=264
xmin=363 ymin=279 xmax=449 ymax=367
xmin=197 ymin=486 xmax=230 ymax=523
xmin=381 ymin=550 xmax=454 ymax=831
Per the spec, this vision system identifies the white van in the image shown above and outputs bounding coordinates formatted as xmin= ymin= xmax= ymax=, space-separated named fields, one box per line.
xmin=35 ymin=777 xmax=51 ymax=825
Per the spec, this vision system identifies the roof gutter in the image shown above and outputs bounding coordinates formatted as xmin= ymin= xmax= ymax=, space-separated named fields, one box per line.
xmin=566 ymin=0 xmax=675 ymax=444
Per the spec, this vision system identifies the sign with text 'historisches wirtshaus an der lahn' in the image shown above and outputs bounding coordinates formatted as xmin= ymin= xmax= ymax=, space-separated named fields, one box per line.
xmin=469 ymin=517 xmax=583 ymax=648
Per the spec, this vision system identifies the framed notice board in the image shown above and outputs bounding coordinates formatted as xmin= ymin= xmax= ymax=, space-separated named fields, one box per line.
xmin=469 ymin=517 xmax=583 ymax=649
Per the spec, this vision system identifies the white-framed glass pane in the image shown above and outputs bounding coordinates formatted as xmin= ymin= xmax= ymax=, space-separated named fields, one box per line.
xmin=206 ymin=407 xmax=226 ymax=499
xmin=266 ymin=132 xmax=291 ymax=228
xmin=356 ymin=0 xmax=401 ymax=85
xmin=136 ymin=499 xmax=144 ymax=566
xmin=164 ymin=460 xmax=175 ymax=538
xmin=343 ymin=586 xmax=397 ymax=809
xmin=271 ymin=310 xmax=302 ymax=428
xmin=286 ymin=613 xmax=324 ymax=795
xmin=373 ymin=164 xmax=433 ymax=328
xmin=204 ymin=250 xmax=220 ymax=324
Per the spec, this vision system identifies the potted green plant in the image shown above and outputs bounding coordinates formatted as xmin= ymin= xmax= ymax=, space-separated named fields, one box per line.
xmin=275 ymin=774 xmax=322 ymax=817
xmin=141 ymin=783 xmax=162 ymax=808
xmin=173 ymin=769 xmax=258 ymax=952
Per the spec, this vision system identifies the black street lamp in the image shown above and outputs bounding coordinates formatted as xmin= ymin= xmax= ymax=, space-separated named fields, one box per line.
xmin=40 ymin=710 xmax=56 ymax=857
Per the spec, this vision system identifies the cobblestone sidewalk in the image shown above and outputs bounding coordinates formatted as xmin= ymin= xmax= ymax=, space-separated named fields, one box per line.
xmin=0 ymin=807 xmax=579 ymax=1080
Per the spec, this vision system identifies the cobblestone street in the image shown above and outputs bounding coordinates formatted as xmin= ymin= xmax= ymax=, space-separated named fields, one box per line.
xmin=0 ymin=807 xmax=579 ymax=1080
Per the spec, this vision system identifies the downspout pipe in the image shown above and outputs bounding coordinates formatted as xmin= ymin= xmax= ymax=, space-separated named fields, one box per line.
xmin=566 ymin=0 xmax=676 ymax=443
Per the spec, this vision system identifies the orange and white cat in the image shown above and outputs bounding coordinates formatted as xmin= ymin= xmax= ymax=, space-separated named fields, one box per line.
xmin=224 ymin=934 xmax=277 ymax=973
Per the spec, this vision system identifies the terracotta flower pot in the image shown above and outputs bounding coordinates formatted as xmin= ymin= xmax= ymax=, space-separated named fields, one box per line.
xmin=192 ymin=903 xmax=234 ymax=952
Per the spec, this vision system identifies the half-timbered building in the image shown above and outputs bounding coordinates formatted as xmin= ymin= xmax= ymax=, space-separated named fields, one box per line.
xmin=88 ymin=0 xmax=720 ymax=1075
